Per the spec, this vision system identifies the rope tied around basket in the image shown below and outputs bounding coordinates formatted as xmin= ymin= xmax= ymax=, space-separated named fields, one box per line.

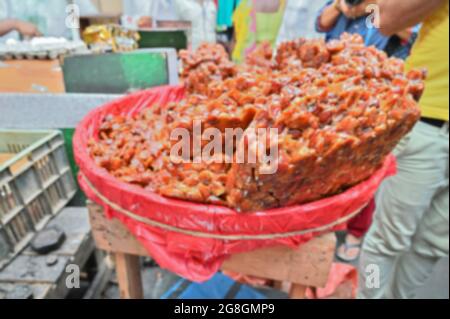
xmin=80 ymin=173 xmax=365 ymax=241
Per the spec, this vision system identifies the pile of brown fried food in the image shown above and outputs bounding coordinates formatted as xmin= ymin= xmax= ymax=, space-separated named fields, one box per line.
xmin=89 ymin=33 xmax=425 ymax=212
xmin=179 ymin=43 xmax=237 ymax=95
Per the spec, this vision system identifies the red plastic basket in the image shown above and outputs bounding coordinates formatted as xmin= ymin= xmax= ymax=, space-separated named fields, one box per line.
xmin=74 ymin=86 xmax=396 ymax=282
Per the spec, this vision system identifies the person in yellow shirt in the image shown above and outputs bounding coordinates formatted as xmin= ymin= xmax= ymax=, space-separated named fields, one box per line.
xmin=358 ymin=0 xmax=449 ymax=299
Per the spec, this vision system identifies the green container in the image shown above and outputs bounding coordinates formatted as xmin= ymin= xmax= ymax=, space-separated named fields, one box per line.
xmin=61 ymin=128 xmax=86 ymax=206
xmin=62 ymin=51 xmax=169 ymax=94
xmin=138 ymin=29 xmax=188 ymax=51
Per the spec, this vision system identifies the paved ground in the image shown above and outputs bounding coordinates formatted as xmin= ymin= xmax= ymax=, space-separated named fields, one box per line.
xmin=102 ymin=264 xmax=288 ymax=299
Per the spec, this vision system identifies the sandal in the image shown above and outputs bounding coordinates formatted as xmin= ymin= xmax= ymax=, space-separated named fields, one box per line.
xmin=336 ymin=237 xmax=362 ymax=262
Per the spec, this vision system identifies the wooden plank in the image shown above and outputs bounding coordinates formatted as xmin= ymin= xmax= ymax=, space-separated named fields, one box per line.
xmin=87 ymin=202 xmax=148 ymax=256
xmin=0 ymin=154 xmax=14 ymax=166
xmin=0 ymin=60 xmax=65 ymax=93
xmin=222 ymin=233 xmax=336 ymax=288
xmin=289 ymin=284 xmax=307 ymax=299
xmin=87 ymin=202 xmax=336 ymax=288
xmin=115 ymin=253 xmax=143 ymax=299
xmin=0 ymin=153 xmax=30 ymax=174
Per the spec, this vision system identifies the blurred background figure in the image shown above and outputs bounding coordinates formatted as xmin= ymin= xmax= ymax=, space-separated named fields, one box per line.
xmin=316 ymin=0 xmax=419 ymax=59
xmin=315 ymin=0 xmax=419 ymax=263
xmin=232 ymin=0 xmax=286 ymax=62
xmin=0 ymin=0 xmax=42 ymax=39
xmin=316 ymin=0 xmax=420 ymax=262
xmin=121 ymin=0 xmax=180 ymax=29
xmin=231 ymin=0 xmax=330 ymax=63
xmin=276 ymin=0 xmax=328 ymax=45
xmin=0 ymin=20 xmax=41 ymax=38
xmin=359 ymin=0 xmax=448 ymax=299
xmin=216 ymin=0 xmax=241 ymax=55
xmin=174 ymin=0 xmax=217 ymax=50
xmin=122 ymin=0 xmax=216 ymax=50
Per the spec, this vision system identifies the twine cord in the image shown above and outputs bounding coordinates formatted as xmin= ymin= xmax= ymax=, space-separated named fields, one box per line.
xmin=81 ymin=173 xmax=364 ymax=241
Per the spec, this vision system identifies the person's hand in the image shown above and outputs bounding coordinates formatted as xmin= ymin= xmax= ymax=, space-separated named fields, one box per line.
xmin=137 ymin=16 xmax=153 ymax=28
xmin=339 ymin=0 xmax=368 ymax=19
xmin=338 ymin=0 xmax=356 ymax=18
xmin=14 ymin=20 xmax=42 ymax=38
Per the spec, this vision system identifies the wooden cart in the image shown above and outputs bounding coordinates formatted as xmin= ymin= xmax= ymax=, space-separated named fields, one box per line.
xmin=87 ymin=202 xmax=336 ymax=299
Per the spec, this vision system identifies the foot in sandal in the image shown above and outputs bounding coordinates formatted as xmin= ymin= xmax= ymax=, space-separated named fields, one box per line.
xmin=336 ymin=233 xmax=363 ymax=262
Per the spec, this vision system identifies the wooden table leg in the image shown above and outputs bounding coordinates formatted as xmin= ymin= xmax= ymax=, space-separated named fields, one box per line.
xmin=88 ymin=203 xmax=338 ymax=300
xmin=289 ymin=284 xmax=307 ymax=299
xmin=114 ymin=253 xmax=143 ymax=299
xmin=273 ymin=280 xmax=283 ymax=290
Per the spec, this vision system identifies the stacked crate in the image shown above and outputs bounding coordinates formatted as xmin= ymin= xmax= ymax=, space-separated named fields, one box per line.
xmin=0 ymin=130 xmax=77 ymax=266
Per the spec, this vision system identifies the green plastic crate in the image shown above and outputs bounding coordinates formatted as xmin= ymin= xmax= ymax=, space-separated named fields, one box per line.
xmin=138 ymin=29 xmax=188 ymax=51
xmin=62 ymin=51 xmax=169 ymax=94
xmin=0 ymin=130 xmax=77 ymax=267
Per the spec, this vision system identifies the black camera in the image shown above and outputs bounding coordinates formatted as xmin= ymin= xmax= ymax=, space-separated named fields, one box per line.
xmin=345 ymin=0 xmax=365 ymax=6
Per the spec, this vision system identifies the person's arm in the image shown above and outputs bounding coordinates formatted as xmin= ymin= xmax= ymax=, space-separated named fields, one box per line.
xmin=0 ymin=19 xmax=15 ymax=36
xmin=395 ymin=28 xmax=414 ymax=42
xmin=377 ymin=0 xmax=444 ymax=36
xmin=317 ymin=0 xmax=342 ymax=32
xmin=0 ymin=19 xmax=41 ymax=37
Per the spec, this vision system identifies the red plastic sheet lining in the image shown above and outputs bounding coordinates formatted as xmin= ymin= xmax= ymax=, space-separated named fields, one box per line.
xmin=74 ymin=85 xmax=396 ymax=282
